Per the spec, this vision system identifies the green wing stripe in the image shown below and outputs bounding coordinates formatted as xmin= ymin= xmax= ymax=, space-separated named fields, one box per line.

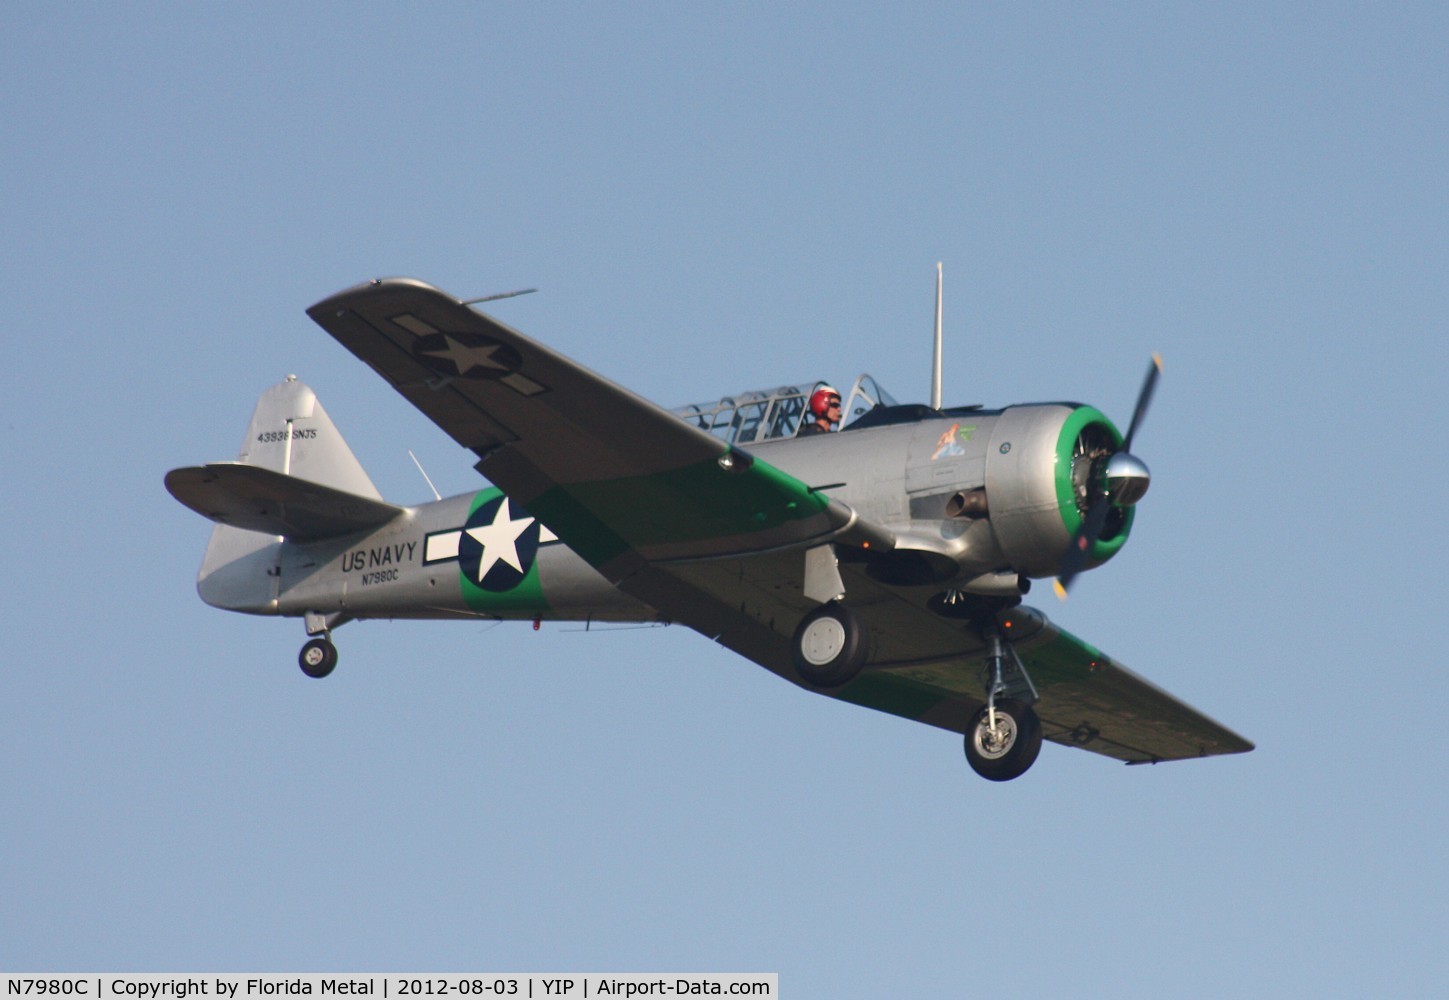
xmin=834 ymin=671 xmax=953 ymax=721
xmin=528 ymin=451 xmax=834 ymax=571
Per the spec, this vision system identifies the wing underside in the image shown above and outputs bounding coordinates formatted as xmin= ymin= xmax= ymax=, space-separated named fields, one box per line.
xmin=633 ymin=553 xmax=1252 ymax=764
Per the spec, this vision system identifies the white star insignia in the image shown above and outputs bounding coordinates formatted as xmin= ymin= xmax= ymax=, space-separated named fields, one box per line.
xmin=465 ymin=499 xmax=534 ymax=582
xmin=421 ymin=335 xmax=511 ymax=376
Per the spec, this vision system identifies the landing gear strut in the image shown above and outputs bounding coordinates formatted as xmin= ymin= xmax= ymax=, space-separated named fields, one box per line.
xmin=963 ymin=626 xmax=1042 ymax=781
xmin=299 ymin=636 xmax=338 ymax=679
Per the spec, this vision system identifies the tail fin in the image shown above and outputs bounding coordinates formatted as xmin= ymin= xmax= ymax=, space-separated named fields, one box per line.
xmin=235 ymin=375 xmax=382 ymax=496
xmin=174 ymin=376 xmax=383 ymax=614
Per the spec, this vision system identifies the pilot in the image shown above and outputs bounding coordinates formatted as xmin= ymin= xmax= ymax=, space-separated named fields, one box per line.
xmin=799 ymin=386 xmax=842 ymax=436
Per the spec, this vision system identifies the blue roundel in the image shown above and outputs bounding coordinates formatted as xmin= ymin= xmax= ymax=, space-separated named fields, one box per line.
xmin=458 ymin=495 xmax=542 ymax=592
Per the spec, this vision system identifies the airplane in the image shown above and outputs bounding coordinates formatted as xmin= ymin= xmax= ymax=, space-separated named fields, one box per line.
xmin=165 ymin=273 xmax=1254 ymax=782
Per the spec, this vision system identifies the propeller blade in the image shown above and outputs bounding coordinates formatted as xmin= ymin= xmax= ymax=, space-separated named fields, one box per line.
xmin=1053 ymin=489 xmax=1111 ymax=599
xmin=1055 ymin=354 xmax=1162 ymax=599
xmin=1122 ymin=353 xmax=1162 ymax=453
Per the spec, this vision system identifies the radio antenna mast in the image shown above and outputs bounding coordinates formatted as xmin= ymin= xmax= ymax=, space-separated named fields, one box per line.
xmin=408 ymin=449 xmax=442 ymax=502
xmin=930 ymin=262 xmax=943 ymax=410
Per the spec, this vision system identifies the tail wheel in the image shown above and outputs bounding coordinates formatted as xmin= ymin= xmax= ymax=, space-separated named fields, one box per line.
xmin=792 ymin=602 xmax=866 ymax=688
xmin=299 ymin=637 xmax=338 ymax=679
xmin=964 ymin=699 xmax=1042 ymax=781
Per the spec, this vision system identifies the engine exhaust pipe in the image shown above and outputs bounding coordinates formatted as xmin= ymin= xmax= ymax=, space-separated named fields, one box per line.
xmin=959 ymin=571 xmax=1030 ymax=596
xmin=945 ymin=489 xmax=988 ymax=518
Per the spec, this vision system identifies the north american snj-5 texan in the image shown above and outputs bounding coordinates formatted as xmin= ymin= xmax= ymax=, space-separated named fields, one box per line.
xmin=167 ymin=268 xmax=1253 ymax=782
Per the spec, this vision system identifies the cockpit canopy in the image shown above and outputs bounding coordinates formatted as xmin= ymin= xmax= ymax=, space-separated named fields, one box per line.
xmin=671 ymin=375 xmax=899 ymax=445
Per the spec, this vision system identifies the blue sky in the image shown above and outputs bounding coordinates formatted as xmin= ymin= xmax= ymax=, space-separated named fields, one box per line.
xmin=3 ymin=2 xmax=1446 ymax=994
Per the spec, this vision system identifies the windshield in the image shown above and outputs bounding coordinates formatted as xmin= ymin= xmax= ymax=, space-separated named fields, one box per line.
xmin=671 ymin=374 xmax=897 ymax=445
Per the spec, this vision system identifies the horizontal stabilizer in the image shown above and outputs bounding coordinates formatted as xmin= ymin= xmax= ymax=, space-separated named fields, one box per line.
xmin=166 ymin=463 xmax=404 ymax=541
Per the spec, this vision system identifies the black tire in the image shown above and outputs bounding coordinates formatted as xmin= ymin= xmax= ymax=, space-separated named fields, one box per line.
xmin=963 ymin=698 xmax=1042 ymax=781
xmin=791 ymin=602 xmax=866 ymax=688
xmin=299 ymin=637 xmax=338 ymax=679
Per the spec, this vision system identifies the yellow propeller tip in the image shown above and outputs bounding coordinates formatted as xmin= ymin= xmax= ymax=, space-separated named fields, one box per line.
xmin=1152 ymin=352 xmax=1163 ymax=370
xmin=1052 ymin=580 xmax=1069 ymax=601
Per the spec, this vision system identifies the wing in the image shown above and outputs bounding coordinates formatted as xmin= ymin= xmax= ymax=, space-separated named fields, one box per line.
xmin=630 ymin=553 xmax=1252 ymax=763
xmin=307 ymin=279 xmax=890 ymax=582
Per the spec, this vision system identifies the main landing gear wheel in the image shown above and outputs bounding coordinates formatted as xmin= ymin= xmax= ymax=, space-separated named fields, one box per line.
xmin=964 ymin=698 xmax=1042 ymax=782
xmin=299 ymin=637 xmax=338 ymax=679
xmin=792 ymin=602 xmax=866 ymax=688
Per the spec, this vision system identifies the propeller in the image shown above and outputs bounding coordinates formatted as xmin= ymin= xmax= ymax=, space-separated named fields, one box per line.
xmin=1053 ymin=354 xmax=1162 ymax=599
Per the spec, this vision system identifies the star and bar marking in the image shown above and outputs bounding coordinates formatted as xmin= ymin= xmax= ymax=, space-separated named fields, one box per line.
xmin=393 ymin=313 xmax=549 ymax=396
xmin=425 ymin=493 xmax=558 ymax=592
xmin=419 ymin=334 xmax=515 ymax=378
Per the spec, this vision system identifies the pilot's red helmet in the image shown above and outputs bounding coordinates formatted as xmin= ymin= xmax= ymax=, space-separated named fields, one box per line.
xmin=809 ymin=386 xmax=842 ymax=418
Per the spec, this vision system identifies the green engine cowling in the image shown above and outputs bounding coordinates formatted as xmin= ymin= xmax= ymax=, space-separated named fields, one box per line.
xmin=982 ymin=404 xmax=1135 ymax=579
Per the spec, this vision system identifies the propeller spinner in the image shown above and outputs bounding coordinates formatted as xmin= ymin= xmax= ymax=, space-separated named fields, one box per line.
xmin=1053 ymin=354 xmax=1161 ymax=598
